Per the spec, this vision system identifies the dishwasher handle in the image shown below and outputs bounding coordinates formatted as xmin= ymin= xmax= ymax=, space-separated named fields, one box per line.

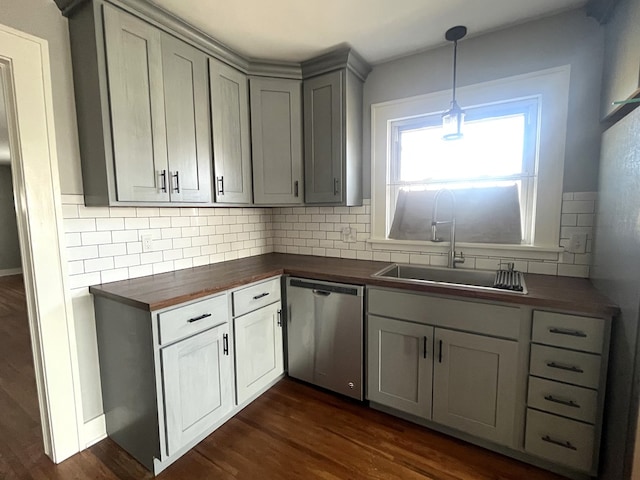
xmin=288 ymin=278 xmax=363 ymax=296
xmin=312 ymin=289 xmax=331 ymax=297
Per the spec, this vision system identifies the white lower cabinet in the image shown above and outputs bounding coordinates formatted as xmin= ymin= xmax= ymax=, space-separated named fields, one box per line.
xmin=367 ymin=315 xmax=433 ymax=418
xmin=234 ymin=301 xmax=284 ymax=405
xmin=432 ymin=328 xmax=518 ymax=446
xmin=161 ymin=322 xmax=234 ymax=456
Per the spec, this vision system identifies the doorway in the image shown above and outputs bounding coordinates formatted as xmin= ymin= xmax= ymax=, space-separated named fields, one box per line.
xmin=0 ymin=23 xmax=84 ymax=463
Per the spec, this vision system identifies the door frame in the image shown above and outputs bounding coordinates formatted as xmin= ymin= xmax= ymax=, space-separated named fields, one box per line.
xmin=0 ymin=24 xmax=83 ymax=462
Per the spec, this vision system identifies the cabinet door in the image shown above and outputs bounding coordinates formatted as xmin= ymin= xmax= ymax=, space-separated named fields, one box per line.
xmin=303 ymin=71 xmax=343 ymax=204
xmin=161 ymin=323 xmax=234 ymax=457
xmin=234 ymin=302 xmax=284 ymax=405
xmin=433 ymin=328 xmax=518 ymax=447
xmin=209 ymin=58 xmax=252 ymax=204
xmin=250 ymin=77 xmax=303 ymax=205
xmin=161 ymin=34 xmax=212 ymax=203
xmin=367 ymin=315 xmax=433 ymax=418
xmin=103 ymin=4 xmax=169 ymax=202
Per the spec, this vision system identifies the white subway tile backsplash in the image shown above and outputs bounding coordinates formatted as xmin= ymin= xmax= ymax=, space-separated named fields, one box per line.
xmin=65 ymin=218 xmax=96 ymax=233
xmin=81 ymin=231 xmax=112 ymax=246
xmin=96 ymin=218 xmax=125 ymax=231
xmin=85 ymin=257 xmax=114 ymax=273
xmin=101 ymin=268 xmax=129 ymax=284
xmin=125 ymin=217 xmax=150 ymax=230
xmin=67 ymin=245 xmax=99 ymax=261
xmin=562 ymin=200 xmax=595 ymax=214
xmin=98 ymin=243 xmax=126 ymax=257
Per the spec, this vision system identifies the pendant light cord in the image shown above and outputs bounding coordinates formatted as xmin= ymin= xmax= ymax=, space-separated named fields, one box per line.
xmin=452 ymin=40 xmax=458 ymax=104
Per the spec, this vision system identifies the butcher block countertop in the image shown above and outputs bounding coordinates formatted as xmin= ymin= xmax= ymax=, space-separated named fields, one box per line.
xmin=89 ymin=253 xmax=619 ymax=317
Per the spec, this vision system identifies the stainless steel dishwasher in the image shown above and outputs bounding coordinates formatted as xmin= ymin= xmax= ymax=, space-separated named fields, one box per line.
xmin=286 ymin=277 xmax=364 ymax=400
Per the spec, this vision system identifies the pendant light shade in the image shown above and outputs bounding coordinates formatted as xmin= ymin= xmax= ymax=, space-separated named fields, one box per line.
xmin=442 ymin=25 xmax=467 ymax=141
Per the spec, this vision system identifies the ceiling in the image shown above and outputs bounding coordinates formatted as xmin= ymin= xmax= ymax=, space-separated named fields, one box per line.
xmin=151 ymin=0 xmax=588 ymax=64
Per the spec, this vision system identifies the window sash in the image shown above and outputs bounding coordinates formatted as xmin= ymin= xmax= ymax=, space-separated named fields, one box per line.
xmin=387 ymin=97 xmax=539 ymax=244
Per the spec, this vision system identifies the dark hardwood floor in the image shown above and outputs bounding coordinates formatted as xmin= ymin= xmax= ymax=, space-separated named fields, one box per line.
xmin=0 ymin=274 xmax=565 ymax=479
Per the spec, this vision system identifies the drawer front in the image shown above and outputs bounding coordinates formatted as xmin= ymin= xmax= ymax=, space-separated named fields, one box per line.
xmin=367 ymin=287 xmax=520 ymax=339
xmin=530 ymin=344 xmax=601 ymax=389
xmin=158 ymin=294 xmax=228 ymax=345
xmin=532 ymin=311 xmax=605 ymax=354
xmin=233 ymin=277 xmax=281 ymax=317
xmin=525 ymin=409 xmax=595 ymax=473
xmin=527 ymin=376 xmax=598 ymax=424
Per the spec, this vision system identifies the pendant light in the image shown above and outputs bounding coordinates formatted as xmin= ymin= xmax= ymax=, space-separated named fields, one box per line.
xmin=442 ymin=25 xmax=467 ymax=141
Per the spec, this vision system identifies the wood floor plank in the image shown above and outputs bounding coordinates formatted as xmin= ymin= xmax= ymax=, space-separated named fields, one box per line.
xmin=0 ymin=274 xmax=566 ymax=479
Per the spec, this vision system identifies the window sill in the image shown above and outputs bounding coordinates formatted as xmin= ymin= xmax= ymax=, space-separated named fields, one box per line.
xmin=367 ymin=238 xmax=562 ymax=261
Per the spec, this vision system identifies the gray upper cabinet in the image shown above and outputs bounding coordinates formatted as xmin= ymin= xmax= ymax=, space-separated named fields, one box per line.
xmin=303 ymin=71 xmax=343 ymax=204
xmin=161 ymin=34 xmax=212 ymax=203
xmin=302 ymin=49 xmax=370 ymax=206
xmin=249 ymin=77 xmax=303 ymax=205
xmin=209 ymin=58 xmax=253 ymax=204
xmin=70 ymin=2 xmax=212 ymax=205
xmin=103 ymin=4 xmax=169 ymax=203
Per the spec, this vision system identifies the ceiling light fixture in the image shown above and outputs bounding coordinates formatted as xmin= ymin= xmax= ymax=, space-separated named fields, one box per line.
xmin=442 ymin=25 xmax=467 ymax=141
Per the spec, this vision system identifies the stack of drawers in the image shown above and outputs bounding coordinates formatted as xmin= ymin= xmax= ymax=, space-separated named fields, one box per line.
xmin=524 ymin=310 xmax=607 ymax=474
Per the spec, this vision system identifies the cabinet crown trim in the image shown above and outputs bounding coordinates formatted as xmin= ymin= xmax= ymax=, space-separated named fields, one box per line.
xmin=301 ymin=46 xmax=372 ymax=81
xmin=56 ymin=0 xmax=368 ymax=80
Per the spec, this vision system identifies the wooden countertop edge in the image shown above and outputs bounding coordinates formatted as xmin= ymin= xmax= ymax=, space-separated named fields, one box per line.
xmin=88 ymin=254 xmax=620 ymax=317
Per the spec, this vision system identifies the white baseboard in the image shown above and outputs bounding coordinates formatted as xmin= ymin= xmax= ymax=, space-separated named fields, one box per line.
xmin=0 ymin=268 xmax=22 ymax=277
xmin=83 ymin=414 xmax=107 ymax=448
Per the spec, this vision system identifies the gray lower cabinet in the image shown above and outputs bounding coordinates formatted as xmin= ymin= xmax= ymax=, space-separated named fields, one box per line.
xmin=432 ymin=328 xmax=518 ymax=446
xmin=249 ymin=77 xmax=303 ymax=205
xmin=209 ymin=58 xmax=252 ymax=204
xmin=234 ymin=301 xmax=284 ymax=404
xmin=161 ymin=322 xmax=233 ymax=456
xmin=71 ymin=3 xmax=212 ymax=205
xmin=367 ymin=315 xmax=433 ymax=418
xmin=232 ymin=277 xmax=284 ymax=404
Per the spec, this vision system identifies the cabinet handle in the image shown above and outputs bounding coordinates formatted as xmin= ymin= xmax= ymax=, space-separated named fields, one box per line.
xmin=223 ymin=333 xmax=229 ymax=355
xmin=277 ymin=309 xmax=282 ymax=327
xmin=541 ymin=435 xmax=577 ymax=451
xmin=187 ymin=313 xmax=212 ymax=323
xmin=172 ymin=171 xmax=180 ymax=193
xmin=294 ymin=180 xmax=299 ymax=197
xmin=217 ymin=176 xmax=224 ymax=195
xmin=546 ymin=361 xmax=584 ymax=373
xmin=253 ymin=292 xmax=270 ymax=300
xmin=333 ymin=177 xmax=340 ymax=196
xmin=160 ymin=170 xmax=167 ymax=193
xmin=548 ymin=327 xmax=587 ymax=338
xmin=423 ymin=336 xmax=427 ymax=359
xmin=438 ymin=340 xmax=443 ymax=363
xmin=544 ymin=395 xmax=580 ymax=408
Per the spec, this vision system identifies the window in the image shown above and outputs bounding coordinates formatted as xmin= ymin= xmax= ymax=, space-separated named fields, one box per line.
xmin=388 ymin=99 xmax=538 ymax=244
xmin=370 ymin=66 xmax=571 ymax=254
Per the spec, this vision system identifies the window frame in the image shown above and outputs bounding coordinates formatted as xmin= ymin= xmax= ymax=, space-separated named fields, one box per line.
xmin=388 ymin=97 xmax=539 ymax=244
xmin=370 ymin=66 xmax=571 ymax=257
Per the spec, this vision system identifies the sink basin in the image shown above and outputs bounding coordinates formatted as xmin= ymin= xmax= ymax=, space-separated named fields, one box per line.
xmin=371 ymin=264 xmax=527 ymax=294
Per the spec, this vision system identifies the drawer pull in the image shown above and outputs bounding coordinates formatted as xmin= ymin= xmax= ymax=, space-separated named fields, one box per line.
xmin=546 ymin=361 xmax=584 ymax=373
xmin=548 ymin=327 xmax=587 ymax=338
xmin=277 ymin=309 xmax=282 ymax=327
xmin=223 ymin=333 xmax=229 ymax=355
xmin=541 ymin=435 xmax=577 ymax=451
xmin=544 ymin=395 xmax=580 ymax=408
xmin=253 ymin=292 xmax=270 ymax=300
xmin=187 ymin=313 xmax=212 ymax=323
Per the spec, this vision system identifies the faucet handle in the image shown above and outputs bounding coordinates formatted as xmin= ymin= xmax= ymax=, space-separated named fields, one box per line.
xmin=499 ymin=261 xmax=515 ymax=271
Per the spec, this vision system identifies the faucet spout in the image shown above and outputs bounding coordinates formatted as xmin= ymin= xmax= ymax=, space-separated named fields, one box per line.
xmin=431 ymin=189 xmax=465 ymax=268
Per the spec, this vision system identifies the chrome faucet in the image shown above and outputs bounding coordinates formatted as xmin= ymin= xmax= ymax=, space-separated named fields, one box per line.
xmin=431 ymin=189 xmax=465 ymax=268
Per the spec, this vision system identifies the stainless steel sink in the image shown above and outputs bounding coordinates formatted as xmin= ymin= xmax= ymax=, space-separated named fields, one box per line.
xmin=371 ymin=264 xmax=527 ymax=294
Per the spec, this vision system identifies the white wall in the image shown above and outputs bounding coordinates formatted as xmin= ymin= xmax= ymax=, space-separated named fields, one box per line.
xmin=362 ymin=8 xmax=604 ymax=197
xmin=1 ymin=0 xmax=83 ymax=194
